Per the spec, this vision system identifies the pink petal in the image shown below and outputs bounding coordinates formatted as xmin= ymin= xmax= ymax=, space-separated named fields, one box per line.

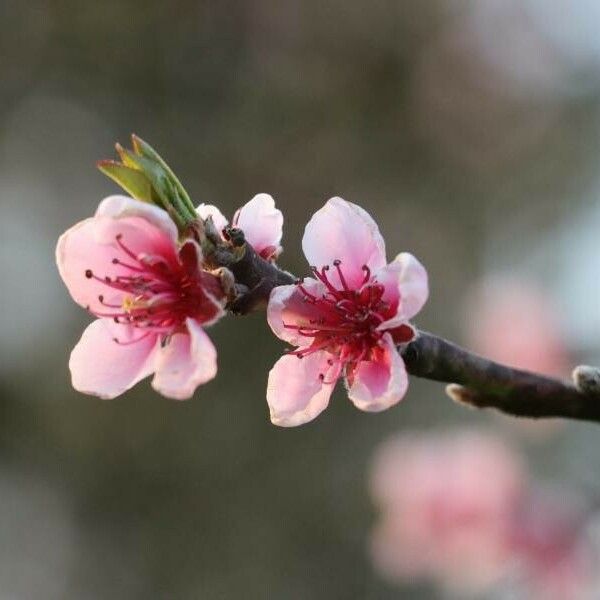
xmin=266 ymin=351 xmax=339 ymax=426
xmin=179 ymin=240 xmax=226 ymax=325
xmin=178 ymin=239 xmax=203 ymax=276
xmin=233 ymin=194 xmax=283 ymax=256
xmin=302 ymin=197 xmax=387 ymax=288
xmin=347 ymin=334 xmax=408 ymax=412
xmin=69 ymin=319 xmax=158 ymax=399
xmin=151 ymin=318 xmax=217 ymax=400
xmin=57 ymin=217 xmax=120 ymax=312
xmin=96 ymin=195 xmax=178 ymax=245
xmin=376 ymin=253 xmax=429 ymax=329
xmin=195 ymin=203 xmax=229 ymax=233
xmin=267 ymin=278 xmax=327 ymax=346
xmin=57 ymin=198 xmax=178 ymax=313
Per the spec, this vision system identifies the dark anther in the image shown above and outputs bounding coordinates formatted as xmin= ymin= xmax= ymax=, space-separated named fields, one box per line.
xmin=113 ymin=317 xmax=119 ymax=323
xmin=333 ymin=259 xmax=341 ymax=266
xmin=115 ymin=233 xmax=123 ymax=240
xmin=112 ymin=258 xmax=119 ymax=264
xmin=318 ymin=373 xmax=325 ymax=381
xmin=85 ymin=269 xmax=93 ymax=278
xmin=98 ymin=295 xmax=104 ymax=302
xmin=112 ymin=337 xmax=119 ymax=343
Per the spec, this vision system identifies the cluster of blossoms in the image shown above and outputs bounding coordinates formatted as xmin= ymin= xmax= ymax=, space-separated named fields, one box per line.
xmin=369 ymin=430 xmax=597 ymax=599
xmin=57 ymin=139 xmax=427 ymax=423
xmin=56 ymin=138 xmax=600 ymax=599
xmin=56 ymin=194 xmax=283 ymax=400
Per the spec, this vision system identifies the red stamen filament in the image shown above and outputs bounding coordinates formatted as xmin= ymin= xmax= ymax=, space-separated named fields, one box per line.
xmin=285 ymin=260 xmax=405 ymax=379
xmin=84 ymin=234 xmax=219 ymax=345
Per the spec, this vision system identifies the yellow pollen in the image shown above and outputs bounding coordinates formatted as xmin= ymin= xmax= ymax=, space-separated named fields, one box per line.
xmin=122 ymin=295 xmax=147 ymax=312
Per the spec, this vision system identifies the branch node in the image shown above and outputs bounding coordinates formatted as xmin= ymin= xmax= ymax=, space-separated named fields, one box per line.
xmin=573 ymin=365 xmax=600 ymax=396
xmin=446 ymin=384 xmax=478 ymax=409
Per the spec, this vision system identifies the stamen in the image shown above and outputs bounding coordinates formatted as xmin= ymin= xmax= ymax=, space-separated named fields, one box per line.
xmin=112 ymin=258 xmax=145 ymax=272
xmin=318 ymin=370 xmax=338 ymax=385
xmin=297 ymin=283 xmax=318 ymax=303
xmin=333 ymin=259 xmax=349 ymax=291
xmin=311 ymin=265 xmax=339 ymax=296
xmin=362 ymin=264 xmax=371 ymax=284
xmin=115 ymin=234 xmax=139 ymax=262
xmin=112 ymin=331 xmax=153 ymax=346
xmin=82 ymin=230 xmax=221 ymax=339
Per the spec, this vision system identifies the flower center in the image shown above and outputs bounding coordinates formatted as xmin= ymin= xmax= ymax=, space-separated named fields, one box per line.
xmin=84 ymin=234 xmax=220 ymax=344
xmin=284 ymin=260 xmax=412 ymax=374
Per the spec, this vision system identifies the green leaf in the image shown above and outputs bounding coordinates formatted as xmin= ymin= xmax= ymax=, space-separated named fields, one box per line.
xmin=131 ymin=135 xmax=195 ymax=214
xmin=97 ymin=134 xmax=198 ymax=233
xmin=97 ymin=161 xmax=154 ymax=202
xmin=115 ymin=143 xmax=141 ymax=169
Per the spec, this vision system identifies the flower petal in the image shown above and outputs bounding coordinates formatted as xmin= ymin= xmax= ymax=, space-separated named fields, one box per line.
xmin=302 ymin=197 xmax=387 ymax=288
xmin=151 ymin=318 xmax=217 ymax=400
xmin=69 ymin=319 xmax=158 ymax=399
xmin=347 ymin=334 xmax=408 ymax=412
xmin=233 ymin=194 xmax=283 ymax=257
xmin=196 ymin=203 xmax=229 ymax=234
xmin=57 ymin=198 xmax=179 ymax=313
xmin=266 ymin=278 xmax=328 ymax=346
xmin=96 ymin=195 xmax=178 ymax=245
xmin=376 ymin=253 xmax=429 ymax=329
xmin=266 ymin=351 xmax=340 ymax=426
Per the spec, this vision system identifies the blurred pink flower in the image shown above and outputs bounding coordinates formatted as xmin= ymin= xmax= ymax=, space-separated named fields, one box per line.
xmin=197 ymin=193 xmax=283 ymax=261
xmin=510 ymin=488 xmax=595 ymax=600
xmin=369 ymin=430 xmax=526 ymax=594
xmin=465 ymin=277 xmax=571 ymax=378
xmin=57 ymin=195 xmax=226 ymax=400
xmin=265 ymin=197 xmax=428 ymax=426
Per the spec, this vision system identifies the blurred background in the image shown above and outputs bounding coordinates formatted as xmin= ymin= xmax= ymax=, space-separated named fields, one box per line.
xmin=4 ymin=1 xmax=600 ymax=598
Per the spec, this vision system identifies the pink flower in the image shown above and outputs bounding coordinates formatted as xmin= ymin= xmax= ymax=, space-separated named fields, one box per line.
xmin=196 ymin=193 xmax=283 ymax=261
xmin=56 ymin=195 xmax=226 ymax=400
xmin=265 ymin=197 xmax=428 ymax=426
xmin=465 ymin=277 xmax=570 ymax=378
xmin=369 ymin=430 xmax=526 ymax=594
xmin=509 ymin=488 xmax=596 ymax=600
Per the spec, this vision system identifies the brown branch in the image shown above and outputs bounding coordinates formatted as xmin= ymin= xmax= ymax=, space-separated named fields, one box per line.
xmin=401 ymin=332 xmax=600 ymax=423
xmin=207 ymin=239 xmax=600 ymax=424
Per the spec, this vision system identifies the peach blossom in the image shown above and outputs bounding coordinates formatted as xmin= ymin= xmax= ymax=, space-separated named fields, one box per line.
xmin=265 ymin=197 xmax=428 ymax=426
xmin=57 ymin=195 xmax=225 ymax=400
xmin=369 ymin=430 xmax=526 ymax=594
xmin=465 ymin=277 xmax=570 ymax=378
xmin=196 ymin=193 xmax=283 ymax=261
xmin=510 ymin=488 xmax=596 ymax=600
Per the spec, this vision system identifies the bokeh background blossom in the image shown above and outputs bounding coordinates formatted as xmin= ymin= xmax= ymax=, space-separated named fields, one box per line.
xmin=370 ymin=430 xmax=600 ymax=599
xmin=4 ymin=1 xmax=600 ymax=597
